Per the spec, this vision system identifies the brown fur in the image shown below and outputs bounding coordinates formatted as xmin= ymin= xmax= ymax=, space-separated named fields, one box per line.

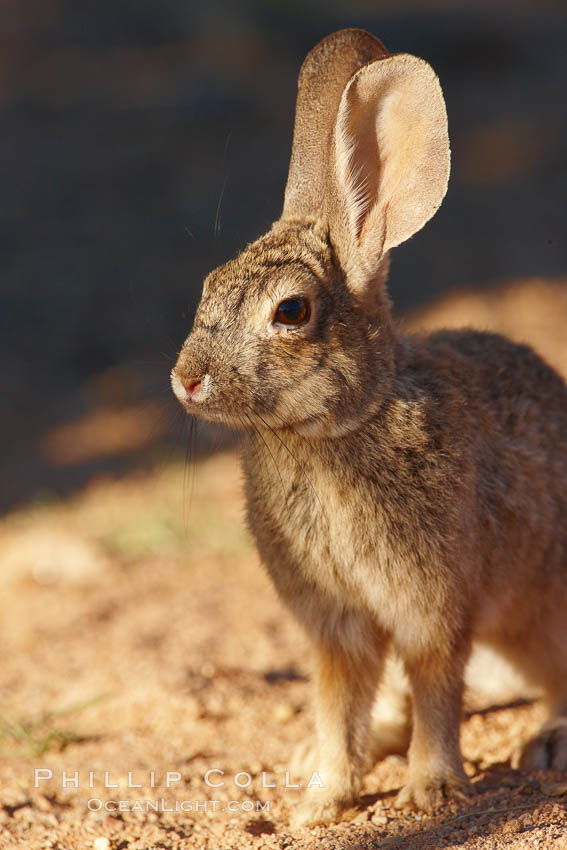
xmin=171 ymin=29 xmax=567 ymax=827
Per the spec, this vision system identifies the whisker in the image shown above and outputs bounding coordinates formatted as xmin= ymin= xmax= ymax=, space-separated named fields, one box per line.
xmin=244 ymin=412 xmax=288 ymax=503
xmin=270 ymin=409 xmax=332 ymax=471
xmin=239 ymin=415 xmax=265 ymax=488
xmin=182 ymin=414 xmax=196 ymax=533
xmin=252 ymin=411 xmax=327 ymax=523
xmin=214 ymin=130 xmax=232 ymax=238
xmin=190 ymin=413 xmax=198 ymax=512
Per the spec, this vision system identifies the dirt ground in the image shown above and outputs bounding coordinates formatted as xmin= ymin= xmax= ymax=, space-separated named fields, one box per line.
xmin=1 ymin=279 xmax=567 ymax=850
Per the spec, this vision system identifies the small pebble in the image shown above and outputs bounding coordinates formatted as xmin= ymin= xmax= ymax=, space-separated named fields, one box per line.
xmin=93 ymin=839 xmax=110 ymax=850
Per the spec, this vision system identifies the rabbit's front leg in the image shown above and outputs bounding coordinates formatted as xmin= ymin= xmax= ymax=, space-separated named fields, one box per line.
xmin=291 ymin=635 xmax=384 ymax=828
xmin=395 ymin=642 xmax=473 ymax=810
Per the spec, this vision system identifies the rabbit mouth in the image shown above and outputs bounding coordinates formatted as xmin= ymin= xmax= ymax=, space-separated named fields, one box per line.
xmin=171 ymin=371 xmax=266 ymax=428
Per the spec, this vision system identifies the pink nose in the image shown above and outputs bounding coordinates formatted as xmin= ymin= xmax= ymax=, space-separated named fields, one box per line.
xmin=182 ymin=378 xmax=202 ymax=398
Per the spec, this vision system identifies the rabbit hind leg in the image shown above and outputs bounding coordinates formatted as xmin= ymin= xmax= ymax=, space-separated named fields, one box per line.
xmin=511 ymin=619 xmax=567 ymax=771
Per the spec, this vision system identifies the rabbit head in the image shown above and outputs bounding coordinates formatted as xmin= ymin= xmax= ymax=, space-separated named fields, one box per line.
xmin=172 ymin=29 xmax=450 ymax=437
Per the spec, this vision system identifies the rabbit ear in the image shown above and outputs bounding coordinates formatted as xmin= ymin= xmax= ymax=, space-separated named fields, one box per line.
xmin=282 ymin=29 xmax=388 ymax=221
xmin=326 ymin=54 xmax=450 ymax=292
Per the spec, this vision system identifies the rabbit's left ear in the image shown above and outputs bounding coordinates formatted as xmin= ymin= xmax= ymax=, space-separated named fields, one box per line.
xmin=326 ymin=54 xmax=450 ymax=292
xmin=282 ymin=29 xmax=388 ymax=222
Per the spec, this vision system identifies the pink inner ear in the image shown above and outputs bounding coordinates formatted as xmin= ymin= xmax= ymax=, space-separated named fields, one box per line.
xmin=329 ymin=54 xmax=449 ymax=279
xmin=343 ymin=87 xmax=383 ymax=244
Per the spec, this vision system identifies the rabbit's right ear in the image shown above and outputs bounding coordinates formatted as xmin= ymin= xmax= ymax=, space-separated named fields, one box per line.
xmin=282 ymin=29 xmax=388 ymax=222
xmin=326 ymin=54 xmax=450 ymax=294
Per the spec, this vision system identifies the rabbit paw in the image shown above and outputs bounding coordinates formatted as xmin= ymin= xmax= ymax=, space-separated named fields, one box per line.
xmin=514 ymin=718 xmax=567 ymax=770
xmin=290 ymin=793 xmax=351 ymax=828
xmin=394 ymin=773 xmax=473 ymax=811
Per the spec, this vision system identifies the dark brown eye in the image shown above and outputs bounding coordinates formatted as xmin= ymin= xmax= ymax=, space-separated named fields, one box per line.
xmin=274 ymin=297 xmax=310 ymax=327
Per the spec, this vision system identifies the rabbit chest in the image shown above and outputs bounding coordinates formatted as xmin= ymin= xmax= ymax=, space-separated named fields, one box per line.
xmin=242 ymin=426 xmax=459 ymax=643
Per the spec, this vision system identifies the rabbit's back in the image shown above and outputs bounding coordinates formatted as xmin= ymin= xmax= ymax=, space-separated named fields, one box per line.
xmin=422 ymin=328 xmax=567 ymax=448
xmin=417 ymin=328 xmax=567 ymax=543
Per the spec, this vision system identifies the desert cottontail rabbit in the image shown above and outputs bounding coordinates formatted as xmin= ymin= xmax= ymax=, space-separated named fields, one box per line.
xmin=172 ymin=29 xmax=567 ymax=827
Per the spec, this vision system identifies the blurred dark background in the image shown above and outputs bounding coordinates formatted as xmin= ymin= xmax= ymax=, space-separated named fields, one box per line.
xmin=1 ymin=0 xmax=566 ymax=511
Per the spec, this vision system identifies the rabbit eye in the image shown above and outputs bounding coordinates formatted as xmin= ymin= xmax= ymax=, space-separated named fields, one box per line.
xmin=273 ymin=297 xmax=310 ymax=327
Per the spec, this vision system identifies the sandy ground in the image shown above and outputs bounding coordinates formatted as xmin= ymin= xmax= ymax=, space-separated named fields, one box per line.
xmin=1 ymin=279 xmax=567 ymax=849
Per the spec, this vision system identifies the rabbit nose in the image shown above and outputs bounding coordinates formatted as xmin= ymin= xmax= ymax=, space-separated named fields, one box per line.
xmin=182 ymin=378 xmax=202 ymax=399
